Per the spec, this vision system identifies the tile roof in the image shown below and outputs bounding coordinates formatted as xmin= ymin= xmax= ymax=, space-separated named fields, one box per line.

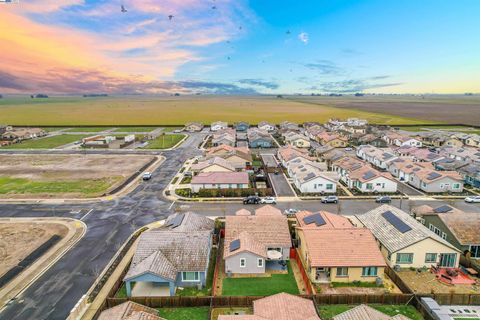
xmin=411 ymin=169 xmax=462 ymax=183
xmin=277 ymin=145 xmax=312 ymax=162
xmin=224 ymin=215 xmax=291 ymax=259
xmin=191 ymin=157 xmax=236 ymax=172
xmin=333 ymin=304 xmax=411 ymax=320
xmin=191 ymin=172 xmax=249 ymax=185
xmin=295 ymin=211 xmax=353 ymax=229
xmin=98 ymin=301 xmax=165 ymax=320
xmin=302 ymin=228 xmax=386 ymax=267
xmin=356 ymin=205 xmax=459 ymax=253
xmin=235 ymin=208 xmax=252 ymax=216
xmin=348 ymin=166 xmax=394 ymax=183
xmin=125 ymin=220 xmax=212 ymax=281
xmin=255 ymin=205 xmax=282 ymax=216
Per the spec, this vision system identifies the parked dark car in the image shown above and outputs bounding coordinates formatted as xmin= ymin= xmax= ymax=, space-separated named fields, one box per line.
xmin=321 ymin=196 xmax=338 ymax=204
xmin=375 ymin=196 xmax=392 ymax=203
xmin=243 ymin=195 xmax=261 ymax=204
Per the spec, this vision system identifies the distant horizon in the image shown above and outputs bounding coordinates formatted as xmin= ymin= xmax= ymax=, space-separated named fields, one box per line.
xmin=1 ymin=0 xmax=479 ymax=95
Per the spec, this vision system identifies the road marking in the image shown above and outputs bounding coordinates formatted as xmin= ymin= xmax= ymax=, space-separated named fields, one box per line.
xmin=80 ymin=209 xmax=93 ymax=221
xmin=168 ymin=201 xmax=176 ymax=210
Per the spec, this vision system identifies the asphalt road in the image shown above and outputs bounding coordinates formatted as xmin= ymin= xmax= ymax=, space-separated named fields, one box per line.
xmin=0 ymin=133 xmax=479 ymax=320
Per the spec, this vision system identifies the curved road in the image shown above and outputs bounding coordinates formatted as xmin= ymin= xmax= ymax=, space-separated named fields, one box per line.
xmin=0 ymin=133 xmax=479 ymax=319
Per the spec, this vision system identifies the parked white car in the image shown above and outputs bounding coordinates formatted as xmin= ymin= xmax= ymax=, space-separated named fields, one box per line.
xmin=260 ymin=197 xmax=277 ymax=204
xmin=465 ymin=196 xmax=480 ymax=203
xmin=284 ymin=208 xmax=299 ymax=215
xmin=142 ymin=172 xmax=152 ymax=180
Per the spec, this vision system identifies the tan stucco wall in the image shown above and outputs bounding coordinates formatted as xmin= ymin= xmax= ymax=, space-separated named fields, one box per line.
xmin=329 ymin=267 xmax=385 ymax=283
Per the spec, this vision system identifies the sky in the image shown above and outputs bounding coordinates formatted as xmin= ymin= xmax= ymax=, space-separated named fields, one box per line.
xmin=0 ymin=0 xmax=479 ymax=95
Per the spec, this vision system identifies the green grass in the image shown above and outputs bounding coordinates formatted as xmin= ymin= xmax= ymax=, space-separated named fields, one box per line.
xmin=317 ymin=304 xmax=423 ymax=320
xmin=41 ymin=127 xmax=71 ymax=132
xmin=176 ymin=247 xmax=217 ymax=297
xmin=211 ymin=308 xmax=253 ymax=320
xmin=115 ymin=283 xmax=128 ymax=298
xmin=64 ymin=127 xmax=113 ymax=132
xmin=113 ymin=127 xmax=157 ymax=132
xmin=161 ymin=127 xmax=183 ymax=132
xmin=222 ymin=262 xmax=299 ymax=296
xmin=1 ymin=134 xmax=88 ymax=149
xmin=144 ymin=134 xmax=185 ymax=149
xmin=0 ymin=176 xmax=120 ymax=196
xmin=157 ymin=307 xmax=209 ymax=320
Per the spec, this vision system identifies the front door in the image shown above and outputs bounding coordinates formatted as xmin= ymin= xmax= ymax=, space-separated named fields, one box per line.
xmin=439 ymin=253 xmax=456 ymax=267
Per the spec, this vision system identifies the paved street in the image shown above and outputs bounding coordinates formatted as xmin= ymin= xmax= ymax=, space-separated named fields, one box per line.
xmin=0 ymin=133 xmax=479 ymax=320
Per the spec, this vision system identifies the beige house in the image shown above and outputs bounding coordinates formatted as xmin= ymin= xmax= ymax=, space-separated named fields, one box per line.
xmin=295 ymin=211 xmax=386 ymax=284
xmin=190 ymin=157 xmax=236 ymax=173
xmin=356 ymin=205 xmax=461 ymax=269
xmin=185 ymin=122 xmax=204 ymax=132
xmin=285 ymin=133 xmax=311 ymax=148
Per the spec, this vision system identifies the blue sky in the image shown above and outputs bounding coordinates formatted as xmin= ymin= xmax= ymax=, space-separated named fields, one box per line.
xmin=1 ymin=0 xmax=479 ymax=94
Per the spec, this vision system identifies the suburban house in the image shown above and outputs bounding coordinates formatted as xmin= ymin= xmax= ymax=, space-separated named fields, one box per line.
xmin=413 ymin=205 xmax=480 ymax=259
xmin=235 ymin=121 xmax=250 ymax=132
xmin=305 ymin=126 xmax=325 ymax=141
xmin=458 ymin=163 xmax=480 ymax=188
xmin=286 ymin=156 xmax=327 ymax=176
xmin=190 ymin=172 xmax=249 ymax=192
xmin=1 ymin=127 xmax=46 ymax=142
xmin=383 ymin=132 xmax=423 ymax=147
xmin=247 ymin=128 xmax=274 ymax=148
xmin=358 ymin=134 xmax=388 ymax=147
xmin=333 ymin=304 xmax=411 ymax=320
xmin=287 ymin=159 xmax=338 ymax=194
xmin=98 ymin=301 xmax=165 ymax=320
xmin=356 ymin=205 xmax=461 ymax=268
xmin=211 ymin=121 xmax=228 ymax=131
xmin=356 ymin=145 xmax=397 ymax=170
xmin=212 ymin=133 xmax=236 ymax=147
xmin=277 ymin=145 xmax=314 ymax=167
xmin=444 ymin=136 xmax=464 ymax=147
xmin=440 ymin=146 xmax=480 ymax=163
xmin=185 ymin=122 xmax=204 ymax=132
xmin=316 ymin=132 xmax=348 ymax=147
xmin=123 ymin=212 xmax=214 ymax=297
xmin=224 ymin=207 xmax=291 ymax=274
xmin=207 ymin=149 xmax=253 ymax=170
xmin=191 ymin=157 xmax=236 ymax=174
xmin=82 ymin=134 xmax=135 ymax=149
xmin=408 ymin=169 xmax=464 ymax=193
xmin=284 ymin=132 xmax=311 ymax=148
xmin=258 ymin=121 xmax=276 ymax=132
xmin=218 ymin=293 xmax=320 ymax=320
xmin=295 ymin=210 xmax=386 ymax=284
xmin=279 ymin=121 xmax=300 ymax=131
xmin=387 ymin=158 xmax=434 ymax=181
xmin=465 ymin=134 xmax=480 ymax=147
xmin=206 ymin=145 xmax=249 ymax=157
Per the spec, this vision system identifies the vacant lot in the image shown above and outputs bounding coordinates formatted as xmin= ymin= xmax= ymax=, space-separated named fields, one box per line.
xmin=290 ymin=95 xmax=480 ymax=126
xmin=0 ymin=96 xmax=434 ymax=125
xmin=2 ymin=134 xmax=88 ymax=149
xmin=144 ymin=134 xmax=185 ymax=149
xmin=0 ymin=154 xmax=155 ymax=198
xmin=0 ymin=222 xmax=68 ymax=278
xmin=398 ymin=270 xmax=479 ymax=294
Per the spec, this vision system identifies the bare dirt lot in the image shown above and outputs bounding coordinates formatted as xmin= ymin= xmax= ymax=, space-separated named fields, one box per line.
xmin=0 ymin=222 xmax=68 ymax=277
xmin=290 ymin=95 xmax=480 ymax=126
xmin=0 ymin=154 xmax=155 ymax=198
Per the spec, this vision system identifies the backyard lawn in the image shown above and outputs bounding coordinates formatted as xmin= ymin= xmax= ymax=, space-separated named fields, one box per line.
xmin=113 ymin=127 xmax=157 ymax=132
xmin=222 ymin=262 xmax=299 ymax=296
xmin=144 ymin=134 xmax=185 ymax=149
xmin=157 ymin=307 xmax=209 ymax=320
xmin=1 ymin=134 xmax=88 ymax=149
xmin=317 ymin=304 xmax=423 ymax=320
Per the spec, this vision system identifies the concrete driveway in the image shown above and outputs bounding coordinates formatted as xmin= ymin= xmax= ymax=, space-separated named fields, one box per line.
xmin=268 ymin=172 xmax=295 ymax=197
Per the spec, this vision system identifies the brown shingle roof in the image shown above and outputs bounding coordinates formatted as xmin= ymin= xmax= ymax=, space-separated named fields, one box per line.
xmin=98 ymin=301 xmax=164 ymax=320
xmin=302 ymin=228 xmax=386 ymax=268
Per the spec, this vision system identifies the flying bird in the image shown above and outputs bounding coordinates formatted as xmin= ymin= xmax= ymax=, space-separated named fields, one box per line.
xmin=238 ymin=26 xmax=243 ymax=30
xmin=286 ymin=30 xmax=291 ymax=35
xmin=121 ymin=4 xmax=127 ymax=13
xmin=168 ymin=15 xmax=174 ymax=20
xmin=212 ymin=5 xmax=216 ymax=9
xmin=227 ymin=56 xmax=231 ymax=60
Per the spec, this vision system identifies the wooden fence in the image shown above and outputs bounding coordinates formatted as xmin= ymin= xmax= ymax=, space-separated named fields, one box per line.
xmin=385 ymin=266 xmax=413 ymax=294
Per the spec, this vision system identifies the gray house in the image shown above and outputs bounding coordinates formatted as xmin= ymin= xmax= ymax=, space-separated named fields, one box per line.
xmin=224 ymin=206 xmax=292 ymax=274
xmin=409 ymin=169 xmax=464 ymax=193
xmin=124 ymin=212 xmax=214 ymax=296
xmin=235 ymin=122 xmax=250 ymax=132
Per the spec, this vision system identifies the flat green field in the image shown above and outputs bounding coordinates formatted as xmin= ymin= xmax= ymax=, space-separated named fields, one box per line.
xmin=64 ymin=127 xmax=113 ymax=132
xmin=0 ymin=176 xmax=119 ymax=196
xmin=0 ymin=96 xmax=438 ymax=125
xmin=1 ymin=134 xmax=88 ymax=149
xmin=113 ymin=127 xmax=158 ymax=132
xmin=317 ymin=304 xmax=423 ymax=320
xmin=144 ymin=134 xmax=185 ymax=149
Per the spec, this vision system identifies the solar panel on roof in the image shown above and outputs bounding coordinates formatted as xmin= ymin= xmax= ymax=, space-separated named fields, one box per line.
xmin=433 ymin=205 xmax=453 ymax=213
xmin=305 ymin=172 xmax=316 ymax=180
xmin=363 ymin=171 xmax=377 ymax=180
xmin=352 ymin=163 xmax=362 ymax=170
xmin=165 ymin=213 xmax=185 ymax=228
xmin=382 ymin=210 xmax=412 ymax=233
xmin=229 ymin=239 xmax=240 ymax=252
xmin=383 ymin=153 xmax=393 ymax=159
xmin=406 ymin=164 xmax=413 ymax=168
xmin=427 ymin=172 xmax=442 ymax=180
xmin=303 ymin=213 xmax=326 ymax=227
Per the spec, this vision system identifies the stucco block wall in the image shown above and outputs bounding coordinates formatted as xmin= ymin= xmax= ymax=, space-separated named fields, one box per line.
xmin=329 ymin=266 xmax=384 ymax=283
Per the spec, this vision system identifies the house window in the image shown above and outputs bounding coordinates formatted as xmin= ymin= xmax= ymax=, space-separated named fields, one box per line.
xmin=257 ymin=258 xmax=264 ymax=268
xmin=366 ymin=183 xmax=373 ymax=190
xmin=396 ymin=253 xmax=414 ymax=264
xmin=362 ymin=267 xmax=378 ymax=277
xmin=326 ymin=184 xmax=333 ymax=190
xmin=336 ymin=267 xmax=348 ymax=277
xmin=240 ymin=258 xmax=246 ymax=268
xmin=453 ymin=183 xmax=460 ymax=189
xmin=425 ymin=253 xmax=437 ymax=263
xmin=182 ymin=272 xmax=200 ymax=282
xmin=470 ymin=246 xmax=480 ymax=258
